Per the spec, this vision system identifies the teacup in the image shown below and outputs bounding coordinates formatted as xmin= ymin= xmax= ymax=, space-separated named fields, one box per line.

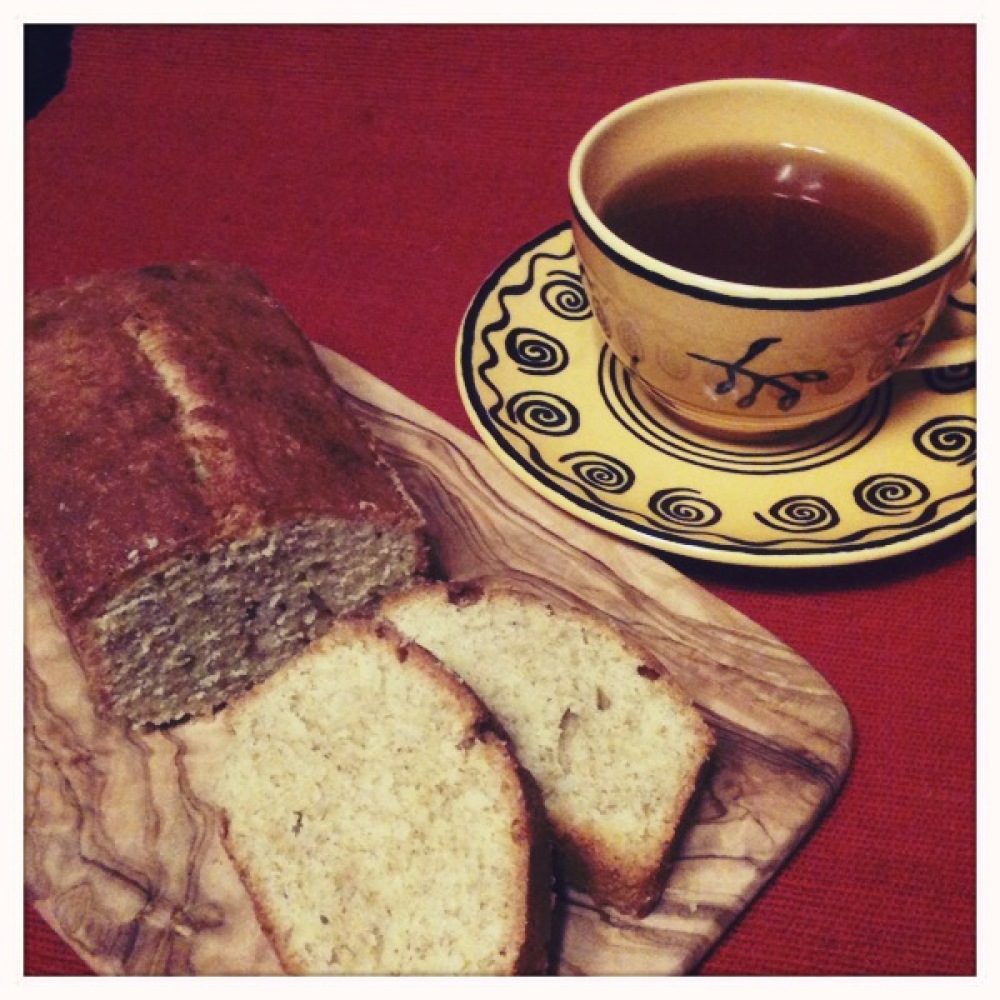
xmin=569 ymin=79 xmax=976 ymax=439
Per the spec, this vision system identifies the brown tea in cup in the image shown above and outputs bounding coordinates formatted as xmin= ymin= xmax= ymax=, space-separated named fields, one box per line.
xmin=599 ymin=143 xmax=938 ymax=289
xmin=569 ymin=80 xmax=976 ymax=438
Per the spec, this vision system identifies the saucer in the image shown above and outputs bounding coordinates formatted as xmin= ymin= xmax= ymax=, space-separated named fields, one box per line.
xmin=456 ymin=223 xmax=976 ymax=568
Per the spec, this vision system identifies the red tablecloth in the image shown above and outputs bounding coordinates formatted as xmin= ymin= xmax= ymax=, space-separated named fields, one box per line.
xmin=24 ymin=23 xmax=976 ymax=976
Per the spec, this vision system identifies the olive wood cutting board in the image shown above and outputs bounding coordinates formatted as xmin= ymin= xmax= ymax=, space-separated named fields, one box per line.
xmin=24 ymin=347 xmax=854 ymax=975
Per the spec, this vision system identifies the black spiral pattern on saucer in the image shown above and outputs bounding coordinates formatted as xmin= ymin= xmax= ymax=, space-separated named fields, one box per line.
xmin=560 ymin=451 xmax=635 ymax=494
xmin=922 ymin=364 xmax=976 ymax=395
xmin=914 ymin=415 xmax=976 ymax=465
xmin=648 ymin=488 xmax=722 ymax=528
xmin=505 ymin=327 xmax=569 ymax=375
xmin=506 ymin=391 xmax=580 ymax=436
xmin=540 ymin=271 xmax=592 ymax=321
xmin=755 ymin=495 xmax=840 ymax=533
xmin=854 ymin=474 xmax=931 ymax=516
xmin=461 ymin=226 xmax=977 ymax=562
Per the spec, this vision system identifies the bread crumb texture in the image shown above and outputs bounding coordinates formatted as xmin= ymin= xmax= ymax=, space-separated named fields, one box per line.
xmin=380 ymin=582 xmax=713 ymax=914
xmin=24 ymin=262 xmax=425 ymax=726
xmin=214 ymin=620 xmax=544 ymax=975
xmin=94 ymin=518 xmax=419 ymax=725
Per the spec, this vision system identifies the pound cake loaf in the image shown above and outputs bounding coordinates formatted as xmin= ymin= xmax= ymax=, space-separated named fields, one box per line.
xmin=213 ymin=618 xmax=551 ymax=975
xmin=24 ymin=262 xmax=426 ymax=726
xmin=378 ymin=581 xmax=714 ymax=915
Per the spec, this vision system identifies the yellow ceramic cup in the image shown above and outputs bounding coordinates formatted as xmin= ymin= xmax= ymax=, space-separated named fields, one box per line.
xmin=569 ymin=79 xmax=976 ymax=439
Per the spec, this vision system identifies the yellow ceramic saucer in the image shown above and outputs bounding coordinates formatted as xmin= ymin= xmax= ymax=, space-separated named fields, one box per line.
xmin=457 ymin=224 xmax=976 ymax=568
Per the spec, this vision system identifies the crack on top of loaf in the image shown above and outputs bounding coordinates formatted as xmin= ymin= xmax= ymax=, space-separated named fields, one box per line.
xmin=122 ymin=314 xmax=243 ymax=509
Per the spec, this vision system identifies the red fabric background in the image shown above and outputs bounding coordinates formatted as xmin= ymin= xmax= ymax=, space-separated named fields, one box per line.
xmin=23 ymin=24 xmax=976 ymax=976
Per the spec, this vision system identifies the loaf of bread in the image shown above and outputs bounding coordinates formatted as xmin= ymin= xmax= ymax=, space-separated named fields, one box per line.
xmin=24 ymin=262 xmax=426 ymax=726
xmin=378 ymin=580 xmax=714 ymax=915
xmin=213 ymin=617 xmax=552 ymax=975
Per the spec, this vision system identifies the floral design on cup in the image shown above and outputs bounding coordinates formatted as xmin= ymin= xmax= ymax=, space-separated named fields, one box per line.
xmin=653 ymin=339 xmax=693 ymax=382
xmin=687 ymin=337 xmax=828 ymax=412
xmin=616 ymin=317 xmax=645 ymax=367
xmin=815 ymin=363 xmax=855 ymax=396
xmin=569 ymin=81 xmax=976 ymax=438
xmin=868 ymin=318 xmax=927 ymax=382
xmin=461 ymin=224 xmax=976 ymax=563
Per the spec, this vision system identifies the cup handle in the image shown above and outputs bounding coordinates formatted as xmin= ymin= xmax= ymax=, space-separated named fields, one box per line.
xmin=900 ymin=263 xmax=976 ymax=371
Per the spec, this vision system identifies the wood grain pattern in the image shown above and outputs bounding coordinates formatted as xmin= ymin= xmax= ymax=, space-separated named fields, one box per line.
xmin=24 ymin=348 xmax=853 ymax=975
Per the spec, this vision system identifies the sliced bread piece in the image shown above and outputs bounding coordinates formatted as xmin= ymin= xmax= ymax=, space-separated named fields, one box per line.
xmin=213 ymin=618 xmax=551 ymax=974
xmin=378 ymin=580 xmax=713 ymax=916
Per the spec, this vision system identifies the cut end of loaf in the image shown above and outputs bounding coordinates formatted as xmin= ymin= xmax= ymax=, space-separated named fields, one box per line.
xmin=214 ymin=620 xmax=551 ymax=975
xmin=90 ymin=516 xmax=423 ymax=726
xmin=25 ymin=261 xmax=429 ymax=728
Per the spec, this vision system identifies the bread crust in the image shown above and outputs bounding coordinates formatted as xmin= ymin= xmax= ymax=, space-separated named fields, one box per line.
xmin=25 ymin=262 xmax=425 ymax=620
xmin=216 ymin=618 xmax=552 ymax=975
xmin=379 ymin=578 xmax=714 ymax=917
xmin=25 ymin=263 xmax=428 ymax=724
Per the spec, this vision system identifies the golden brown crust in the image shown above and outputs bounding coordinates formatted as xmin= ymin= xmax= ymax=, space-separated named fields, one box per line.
xmin=25 ymin=263 xmax=428 ymax=726
xmin=509 ymin=760 xmax=555 ymax=974
xmin=217 ymin=811 xmax=299 ymax=975
xmin=554 ymin=799 xmax=696 ymax=917
xmin=369 ymin=621 xmax=554 ymax=973
xmin=24 ymin=261 xmax=425 ymax=621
